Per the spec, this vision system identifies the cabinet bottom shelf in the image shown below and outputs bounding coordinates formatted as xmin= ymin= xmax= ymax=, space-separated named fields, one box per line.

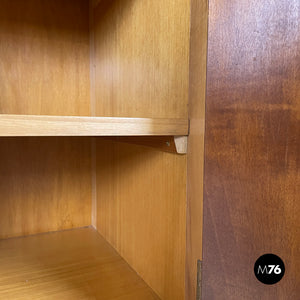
xmin=0 ymin=227 xmax=160 ymax=300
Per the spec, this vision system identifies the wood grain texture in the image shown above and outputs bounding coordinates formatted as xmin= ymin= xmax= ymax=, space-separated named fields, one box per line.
xmin=0 ymin=227 xmax=160 ymax=300
xmin=96 ymin=140 xmax=187 ymax=300
xmin=186 ymin=0 xmax=208 ymax=299
xmin=105 ymin=136 xmax=188 ymax=154
xmin=203 ymin=0 xmax=300 ymax=299
xmin=0 ymin=0 xmax=90 ymax=116
xmin=90 ymin=1 xmax=98 ymax=229
xmin=92 ymin=0 xmax=190 ymax=118
xmin=104 ymin=136 xmax=180 ymax=154
xmin=0 ymin=137 xmax=92 ymax=239
xmin=0 ymin=115 xmax=188 ymax=137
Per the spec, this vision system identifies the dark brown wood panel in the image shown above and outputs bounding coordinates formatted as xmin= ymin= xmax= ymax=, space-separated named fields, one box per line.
xmin=203 ymin=0 xmax=300 ymax=299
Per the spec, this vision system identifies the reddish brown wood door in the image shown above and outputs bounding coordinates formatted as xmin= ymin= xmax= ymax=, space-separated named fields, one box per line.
xmin=203 ymin=0 xmax=299 ymax=299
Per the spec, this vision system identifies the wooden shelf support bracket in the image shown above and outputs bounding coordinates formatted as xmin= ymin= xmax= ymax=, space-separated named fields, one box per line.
xmin=174 ymin=136 xmax=188 ymax=154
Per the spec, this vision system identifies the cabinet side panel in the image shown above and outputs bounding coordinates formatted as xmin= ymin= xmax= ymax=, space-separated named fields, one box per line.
xmin=0 ymin=137 xmax=92 ymax=238
xmin=0 ymin=0 xmax=90 ymax=116
xmin=92 ymin=0 xmax=190 ymax=118
xmin=186 ymin=0 xmax=208 ymax=299
xmin=203 ymin=0 xmax=300 ymax=298
xmin=96 ymin=140 xmax=187 ymax=300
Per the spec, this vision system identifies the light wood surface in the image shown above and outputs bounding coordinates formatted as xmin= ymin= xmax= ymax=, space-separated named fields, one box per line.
xmin=92 ymin=0 xmax=190 ymax=118
xmin=104 ymin=136 xmax=179 ymax=154
xmin=89 ymin=0 xmax=96 ymax=117
xmin=105 ymin=136 xmax=188 ymax=154
xmin=203 ymin=0 xmax=300 ymax=299
xmin=96 ymin=140 xmax=187 ymax=300
xmin=0 ymin=227 xmax=160 ymax=300
xmin=186 ymin=1 xmax=208 ymax=299
xmin=0 ymin=137 xmax=92 ymax=239
xmin=174 ymin=136 xmax=188 ymax=154
xmin=0 ymin=2 xmax=193 ymax=299
xmin=0 ymin=115 xmax=188 ymax=137
xmin=0 ymin=0 xmax=90 ymax=116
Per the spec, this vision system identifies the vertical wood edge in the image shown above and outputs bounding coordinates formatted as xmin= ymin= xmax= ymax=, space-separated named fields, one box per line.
xmin=89 ymin=0 xmax=96 ymax=117
xmin=196 ymin=260 xmax=202 ymax=300
xmin=91 ymin=138 xmax=97 ymax=228
xmin=90 ymin=0 xmax=97 ymax=228
xmin=186 ymin=0 xmax=208 ymax=299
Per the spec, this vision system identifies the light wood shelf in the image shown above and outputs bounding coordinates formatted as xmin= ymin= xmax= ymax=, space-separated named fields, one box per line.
xmin=0 ymin=227 xmax=160 ymax=300
xmin=0 ymin=114 xmax=188 ymax=137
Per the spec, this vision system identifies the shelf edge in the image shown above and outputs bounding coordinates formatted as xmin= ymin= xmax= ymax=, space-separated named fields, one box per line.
xmin=0 ymin=114 xmax=189 ymax=137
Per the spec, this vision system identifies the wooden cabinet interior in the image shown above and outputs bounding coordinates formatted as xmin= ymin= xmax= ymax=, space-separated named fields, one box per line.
xmin=0 ymin=227 xmax=160 ymax=300
xmin=0 ymin=0 xmax=91 ymax=116
xmin=0 ymin=0 xmax=206 ymax=300
xmin=91 ymin=0 xmax=190 ymax=119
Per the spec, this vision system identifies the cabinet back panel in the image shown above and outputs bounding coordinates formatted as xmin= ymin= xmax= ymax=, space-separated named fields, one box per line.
xmin=0 ymin=137 xmax=92 ymax=239
xmin=96 ymin=140 xmax=187 ymax=300
xmin=92 ymin=0 xmax=190 ymax=118
xmin=0 ymin=0 xmax=90 ymax=116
